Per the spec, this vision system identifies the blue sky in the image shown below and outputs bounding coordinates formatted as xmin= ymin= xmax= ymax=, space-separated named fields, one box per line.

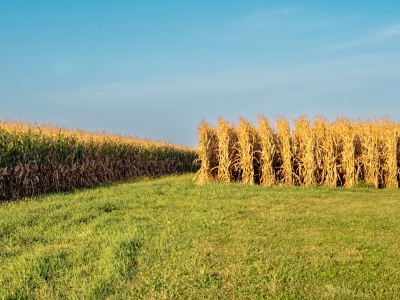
xmin=1 ymin=1 xmax=400 ymax=147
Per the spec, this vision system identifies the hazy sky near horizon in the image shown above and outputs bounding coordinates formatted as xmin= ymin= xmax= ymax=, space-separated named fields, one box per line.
xmin=1 ymin=1 xmax=400 ymax=146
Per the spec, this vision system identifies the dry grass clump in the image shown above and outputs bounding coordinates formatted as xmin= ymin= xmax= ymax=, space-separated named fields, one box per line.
xmin=197 ymin=116 xmax=400 ymax=188
xmin=0 ymin=120 xmax=198 ymax=200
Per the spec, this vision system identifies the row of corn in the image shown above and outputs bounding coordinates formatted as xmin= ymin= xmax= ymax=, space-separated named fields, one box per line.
xmin=197 ymin=116 xmax=400 ymax=188
xmin=0 ymin=120 xmax=198 ymax=200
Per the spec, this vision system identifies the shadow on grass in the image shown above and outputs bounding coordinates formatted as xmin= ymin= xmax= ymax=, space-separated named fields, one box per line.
xmin=114 ymin=239 xmax=142 ymax=278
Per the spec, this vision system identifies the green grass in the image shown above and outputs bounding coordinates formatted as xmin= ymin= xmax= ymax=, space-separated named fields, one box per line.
xmin=1 ymin=174 xmax=400 ymax=299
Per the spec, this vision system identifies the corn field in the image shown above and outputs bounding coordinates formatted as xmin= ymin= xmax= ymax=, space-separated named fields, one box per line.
xmin=0 ymin=120 xmax=198 ymax=200
xmin=197 ymin=116 xmax=400 ymax=188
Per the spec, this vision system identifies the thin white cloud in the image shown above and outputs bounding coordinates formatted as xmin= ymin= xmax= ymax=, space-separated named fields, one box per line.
xmin=231 ymin=7 xmax=300 ymax=30
xmin=379 ymin=24 xmax=400 ymax=39
xmin=229 ymin=6 xmax=330 ymax=35
xmin=23 ymin=53 xmax=400 ymax=111
xmin=327 ymin=24 xmax=400 ymax=52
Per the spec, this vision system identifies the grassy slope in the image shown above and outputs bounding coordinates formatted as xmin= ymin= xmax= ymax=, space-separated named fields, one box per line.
xmin=1 ymin=174 xmax=400 ymax=299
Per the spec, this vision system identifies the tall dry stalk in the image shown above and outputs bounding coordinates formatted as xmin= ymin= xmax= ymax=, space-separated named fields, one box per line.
xmin=293 ymin=116 xmax=316 ymax=186
xmin=195 ymin=116 xmax=400 ymax=189
xmin=313 ymin=117 xmax=339 ymax=187
xmin=360 ymin=120 xmax=380 ymax=188
xmin=197 ymin=120 xmax=219 ymax=184
xmin=276 ymin=117 xmax=293 ymax=186
xmin=237 ymin=118 xmax=258 ymax=185
xmin=216 ymin=118 xmax=238 ymax=183
xmin=380 ymin=119 xmax=398 ymax=188
xmin=337 ymin=117 xmax=358 ymax=188
xmin=258 ymin=115 xmax=276 ymax=186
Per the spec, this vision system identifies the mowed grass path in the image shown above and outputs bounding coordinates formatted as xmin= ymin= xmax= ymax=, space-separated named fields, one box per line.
xmin=1 ymin=174 xmax=400 ymax=299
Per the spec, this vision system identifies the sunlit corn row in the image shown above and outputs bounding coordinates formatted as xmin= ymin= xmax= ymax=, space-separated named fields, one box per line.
xmin=0 ymin=120 xmax=199 ymax=200
xmin=197 ymin=116 xmax=400 ymax=188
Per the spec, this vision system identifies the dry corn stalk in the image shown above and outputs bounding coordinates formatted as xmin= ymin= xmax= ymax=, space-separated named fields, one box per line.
xmin=216 ymin=118 xmax=238 ymax=183
xmin=380 ymin=119 xmax=398 ymax=188
xmin=258 ymin=115 xmax=276 ymax=186
xmin=197 ymin=120 xmax=218 ymax=184
xmin=360 ymin=120 xmax=380 ymax=188
xmin=293 ymin=116 xmax=316 ymax=186
xmin=337 ymin=117 xmax=357 ymax=188
xmin=276 ymin=117 xmax=293 ymax=186
xmin=237 ymin=118 xmax=258 ymax=185
xmin=196 ymin=116 xmax=400 ymax=189
xmin=313 ymin=117 xmax=338 ymax=186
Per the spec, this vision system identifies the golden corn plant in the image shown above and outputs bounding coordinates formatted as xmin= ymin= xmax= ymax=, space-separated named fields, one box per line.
xmin=276 ymin=116 xmax=293 ymax=186
xmin=293 ymin=116 xmax=316 ymax=186
xmin=313 ymin=117 xmax=336 ymax=186
xmin=237 ymin=118 xmax=259 ymax=185
xmin=360 ymin=120 xmax=380 ymax=188
xmin=336 ymin=117 xmax=358 ymax=188
xmin=380 ymin=118 xmax=399 ymax=188
xmin=196 ymin=116 xmax=399 ymax=189
xmin=216 ymin=118 xmax=238 ymax=183
xmin=258 ymin=115 xmax=276 ymax=186
xmin=197 ymin=120 xmax=218 ymax=184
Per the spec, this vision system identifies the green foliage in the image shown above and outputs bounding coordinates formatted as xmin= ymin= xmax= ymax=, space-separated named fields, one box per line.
xmin=0 ymin=120 xmax=198 ymax=200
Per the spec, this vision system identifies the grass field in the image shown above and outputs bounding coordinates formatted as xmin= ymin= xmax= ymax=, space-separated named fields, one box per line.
xmin=1 ymin=174 xmax=400 ymax=299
